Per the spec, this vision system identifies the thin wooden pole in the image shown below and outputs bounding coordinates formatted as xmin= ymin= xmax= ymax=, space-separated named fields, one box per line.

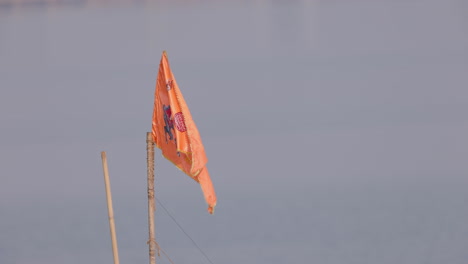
xmin=147 ymin=132 xmax=157 ymax=264
xmin=101 ymin=151 xmax=120 ymax=264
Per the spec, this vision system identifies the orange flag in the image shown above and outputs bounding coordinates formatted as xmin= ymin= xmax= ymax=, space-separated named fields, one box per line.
xmin=152 ymin=51 xmax=217 ymax=214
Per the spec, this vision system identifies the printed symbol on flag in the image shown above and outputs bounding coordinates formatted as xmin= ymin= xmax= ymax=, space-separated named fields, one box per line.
xmin=166 ymin=80 xmax=173 ymax=91
xmin=163 ymin=104 xmax=175 ymax=143
xmin=174 ymin=112 xmax=187 ymax=132
xmin=162 ymin=104 xmax=181 ymax=157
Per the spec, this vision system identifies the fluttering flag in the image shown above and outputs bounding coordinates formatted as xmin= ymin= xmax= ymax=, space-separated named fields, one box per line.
xmin=152 ymin=51 xmax=217 ymax=214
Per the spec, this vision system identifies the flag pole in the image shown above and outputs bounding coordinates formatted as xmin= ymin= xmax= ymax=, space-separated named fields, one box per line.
xmin=101 ymin=151 xmax=120 ymax=264
xmin=146 ymin=132 xmax=157 ymax=264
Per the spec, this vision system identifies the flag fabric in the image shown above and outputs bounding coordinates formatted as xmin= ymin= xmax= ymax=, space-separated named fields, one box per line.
xmin=152 ymin=51 xmax=217 ymax=214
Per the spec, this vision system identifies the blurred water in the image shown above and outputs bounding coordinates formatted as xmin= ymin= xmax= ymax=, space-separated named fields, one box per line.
xmin=1 ymin=1 xmax=467 ymax=264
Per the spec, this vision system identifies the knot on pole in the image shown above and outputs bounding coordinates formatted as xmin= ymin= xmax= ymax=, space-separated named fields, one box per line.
xmin=147 ymin=239 xmax=161 ymax=257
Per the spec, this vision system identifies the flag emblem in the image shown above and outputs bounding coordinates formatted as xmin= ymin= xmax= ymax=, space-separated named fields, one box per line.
xmin=174 ymin=112 xmax=187 ymax=132
xmin=162 ymin=105 xmax=175 ymax=143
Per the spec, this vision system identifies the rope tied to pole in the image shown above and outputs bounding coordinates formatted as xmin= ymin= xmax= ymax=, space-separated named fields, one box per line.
xmin=147 ymin=239 xmax=161 ymax=257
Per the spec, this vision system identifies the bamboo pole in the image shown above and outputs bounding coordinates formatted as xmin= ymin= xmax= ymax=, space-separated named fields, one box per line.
xmin=101 ymin=151 xmax=120 ymax=264
xmin=147 ymin=132 xmax=157 ymax=264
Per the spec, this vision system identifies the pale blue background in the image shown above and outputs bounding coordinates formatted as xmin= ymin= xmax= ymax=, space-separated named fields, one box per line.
xmin=1 ymin=0 xmax=467 ymax=263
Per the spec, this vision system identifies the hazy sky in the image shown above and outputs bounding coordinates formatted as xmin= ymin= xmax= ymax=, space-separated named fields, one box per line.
xmin=1 ymin=0 xmax=468 ymax=263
